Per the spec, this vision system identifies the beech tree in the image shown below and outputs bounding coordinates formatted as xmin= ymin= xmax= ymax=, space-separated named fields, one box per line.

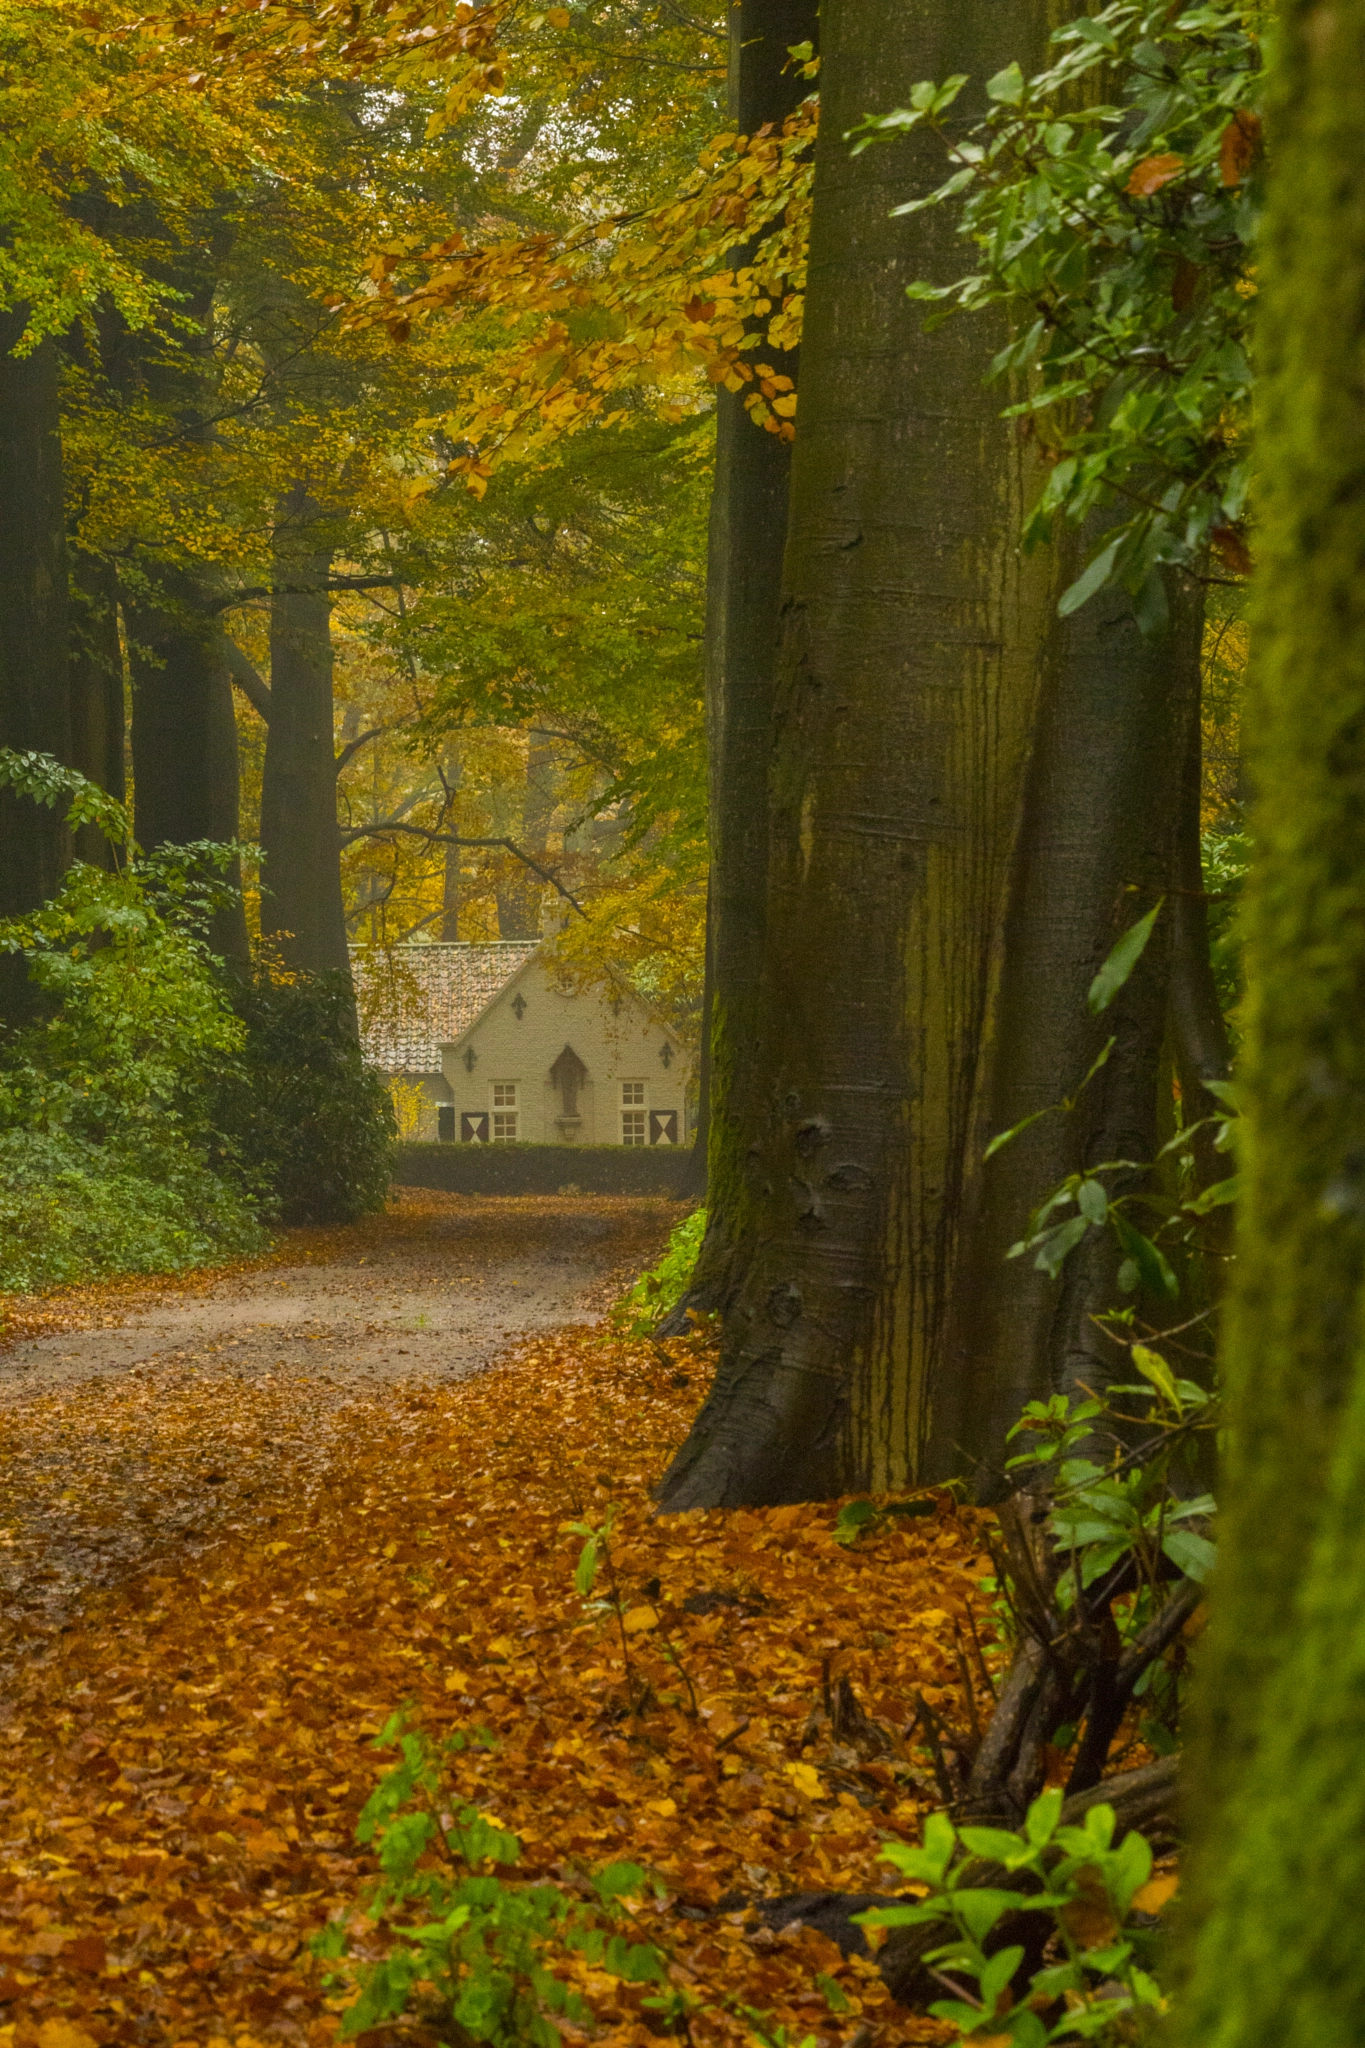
xmin=658 ymin=0 xmax=1222 ymax=1508
xmin=1176 ymin=0 xmax=1365 ymax=2034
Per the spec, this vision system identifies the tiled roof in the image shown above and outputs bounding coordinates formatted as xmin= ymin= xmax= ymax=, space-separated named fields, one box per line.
xmin=352 ymin=942 xmax=539 ymax=1073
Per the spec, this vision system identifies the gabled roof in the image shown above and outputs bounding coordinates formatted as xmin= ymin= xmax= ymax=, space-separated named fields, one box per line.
xmin=352 ymin=941 xmax=539 ymax=1073
xmin=441 ymin=945 xmax=685 ymax=1061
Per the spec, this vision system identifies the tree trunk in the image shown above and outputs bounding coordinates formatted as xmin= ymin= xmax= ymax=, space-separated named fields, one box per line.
xmin=658 ymin=0 xmax=818 ymax=1322
xmin=929 ymin=560 xmax=1204 ymax=1492
xmin=1176 ymin=1 xmax=1365 ymax=2038
xmin=69 ymin=549 xmax=127 ymax=869
xmin=259 ymin=490 xmax=350 ymax=979
xmin=657 ymin=0 xmax=1058 ymax=1509
xmin=0 ymin=311 xmax=72 ymax=1021
xmin=127 ymin=571 xmax=250 ymax=969
xmin=441 ymin=746 xmax=462 ymax=941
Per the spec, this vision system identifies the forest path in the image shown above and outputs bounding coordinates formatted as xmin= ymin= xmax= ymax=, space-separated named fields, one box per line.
xmin=0 ymin=1190 xmax=683 ymax=1650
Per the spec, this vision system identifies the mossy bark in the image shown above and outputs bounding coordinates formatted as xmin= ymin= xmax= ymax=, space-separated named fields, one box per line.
xmin=1176 ymin=2 xmax=1365 ymax=2038
xmin=657 ymin=0 xmax=1058 ymax=1506
xmin=932 ymin=561 xmax=1204 ymax=1489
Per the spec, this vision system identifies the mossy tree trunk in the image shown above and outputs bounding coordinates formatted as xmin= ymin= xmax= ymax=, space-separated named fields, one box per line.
xmin=658 ymin=0 xmax=1060 ymax=1507
xmin=931 ymin=561 xmax=1205 ymax=1489
xmin=1177 ymin=2 xmax=1365 ymax=2038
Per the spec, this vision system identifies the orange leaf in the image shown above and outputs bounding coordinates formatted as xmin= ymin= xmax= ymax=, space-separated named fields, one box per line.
xmin=1219 ymin=111 xmax=1262 ymax=188
xmin=1211 ymin=524 xmax=1252 ymax=576
xmin=1126 ymin=153 xmax=1184 ymax=198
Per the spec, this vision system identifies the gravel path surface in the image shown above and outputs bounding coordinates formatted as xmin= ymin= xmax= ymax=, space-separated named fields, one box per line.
xmin=0 ymin=1189 xmax=681 ymax=1401
xmin=0 ymin=1190 xmax=684 ymax=1646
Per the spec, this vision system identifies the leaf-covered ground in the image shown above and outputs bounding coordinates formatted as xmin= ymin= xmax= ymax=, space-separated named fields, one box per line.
xmin=0 ymin=1195 xmax=1001 ymax=2048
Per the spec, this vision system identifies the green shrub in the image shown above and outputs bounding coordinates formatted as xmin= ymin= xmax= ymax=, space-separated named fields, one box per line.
xmin=312 ymin=1716 xmax=672 ymax=2047
xmin=0 ymin=751 xmax=269 ymax=1289
xmin=0 ymin=1128 xmax=265 ymax=1293
xmin=612 ymin=1206 xmax=706 ymax=1335
xmin=857 ymin=1788 xmax=1166 ymax=2045
xmin=210 ymin=969 xmax=396 ymax=1226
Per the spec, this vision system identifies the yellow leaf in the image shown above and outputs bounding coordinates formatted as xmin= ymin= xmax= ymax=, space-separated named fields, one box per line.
xmin=623 ymin=1605 xmax=659 ymax=1633
xmin=786 ymin=1761 xmax=827 ymax=1801
xmin=486 ymin=1636 xmax=516 ymax=1658
xmin=1132 ymin=1873 xmax=1180 ymax=1914
xmin=545 ymin=6 xmax=571 ymax=22
xmin=444 ymin=1670 xmax=471 ymax=1692
xmin=38 ymin=2023 xmax=98 ymax=2048
xmin=265 ymin=1541 xmax=289 ymax=1557
xmin=646 ymin=1797 xmax=677 ymax=1817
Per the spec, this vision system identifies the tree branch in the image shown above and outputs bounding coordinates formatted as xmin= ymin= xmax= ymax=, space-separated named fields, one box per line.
xmin=210 ymin=575 xmax=402 ymax=615
xmin=339 ymin=819 xmax=585 ymax=914
xmin=334 ymin=724 xmax=393 ymax=777
xmin=224 ymin=640 xmax=272 ymax=722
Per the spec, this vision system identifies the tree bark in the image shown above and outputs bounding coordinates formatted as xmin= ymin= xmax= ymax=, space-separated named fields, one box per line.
xmin=658 ymin=0 xmax=818 ymax=1324
xmin=259 ymin=488 xmax=350 ymax=979
xmin=69 ymin=548 xmax=126 ymax=869
xmin=930 ymin=559 xmax=1204 ymax=1492
xmin=657 ymin=0 xmax=1057 ymax=1508
xmin=496 ymin=732 xmax=555 ymax=938
xmin=440 ymin=746 xmax=462 ymax=941
xmin=127 ymin=570 xmax=250 ymax=969
xmin=1175 ymin=1 xmax=1365 ymax=2038
xmin=0 ymin=311 xmax=72 ymax=1021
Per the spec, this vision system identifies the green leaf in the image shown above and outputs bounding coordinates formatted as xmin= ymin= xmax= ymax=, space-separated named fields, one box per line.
xmin=1113 ymin=1213 xmax=1179 ymax=1298
xmin=985 ymin=1103 xmax=1058 ymax=1161
xmin=834 ymin=1498 xmax=881 ymax=1545
xmin=986 ymin=61 xmax=1025 ymax=102
xmin=1162 ymin=1526 xmax=1216 ymax=1582
xmin=1025 ymin=1786 xmax=1063 ymax=1846
xmin=574 ymin=1534 xmax=601 ymax=1597
xmin=816 ymin=1971 xmax=852 ymax=2014
xmin=1130 ymin=1342 xmax=1179 ymax=1407
xmin=1058 ymin=536 xmax=1121 ymax=617
xmin=1033 ymin=1213 xmax=1090 ymax=1277
xmin=1185 ymin=1171 xmax=1240 ymax=1213
xmin=1077 ymin=1177 xmax=1108 ymax=1225
xmin=958 ymin=1825 xmax=1029 ymax=1863
xmin=1088 ymin=901 xmax=1163 ymax=1014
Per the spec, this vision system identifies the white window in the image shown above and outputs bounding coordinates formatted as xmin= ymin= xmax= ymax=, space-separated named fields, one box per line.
xmin=492 ymin=1081 xmax=518 ymax=1142
xmin=622 ymin=1110 xmax=646 ymax=1146
xmin=621 ymin=1080 xmax=645 ymax=1105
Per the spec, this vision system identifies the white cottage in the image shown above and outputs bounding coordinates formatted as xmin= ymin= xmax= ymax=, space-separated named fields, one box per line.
xmin=354 ymin=942 xmax=692 ymax=1148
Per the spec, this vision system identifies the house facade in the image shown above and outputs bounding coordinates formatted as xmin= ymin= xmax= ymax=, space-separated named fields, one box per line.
xmin=354 ymin=942 xmax=693 ymax=1147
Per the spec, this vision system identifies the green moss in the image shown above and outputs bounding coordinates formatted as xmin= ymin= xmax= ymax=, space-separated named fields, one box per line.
xmin=1178 ymin=0 xmax=1365 ymax=2036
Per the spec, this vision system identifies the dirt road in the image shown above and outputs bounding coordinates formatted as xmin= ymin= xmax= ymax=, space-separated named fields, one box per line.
xmin=0 ymin=1190 xmax=682 ymax=1649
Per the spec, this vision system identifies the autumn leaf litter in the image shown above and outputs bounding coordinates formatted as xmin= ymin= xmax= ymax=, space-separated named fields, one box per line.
xmin=0 ymin=1194 xmax=998 ymax=2048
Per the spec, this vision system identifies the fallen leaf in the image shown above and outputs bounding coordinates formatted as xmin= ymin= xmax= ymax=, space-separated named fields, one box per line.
xmin=1132 ymin=1872 xmax=1180 ymax=1914
xmin=623 ymin=1605 xmax=659 ymax=1633
xmin=786 ymin=1762 xmax=827 ymax=1801
xmin=38 ymin=2022 xmax=99 ymax=2048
